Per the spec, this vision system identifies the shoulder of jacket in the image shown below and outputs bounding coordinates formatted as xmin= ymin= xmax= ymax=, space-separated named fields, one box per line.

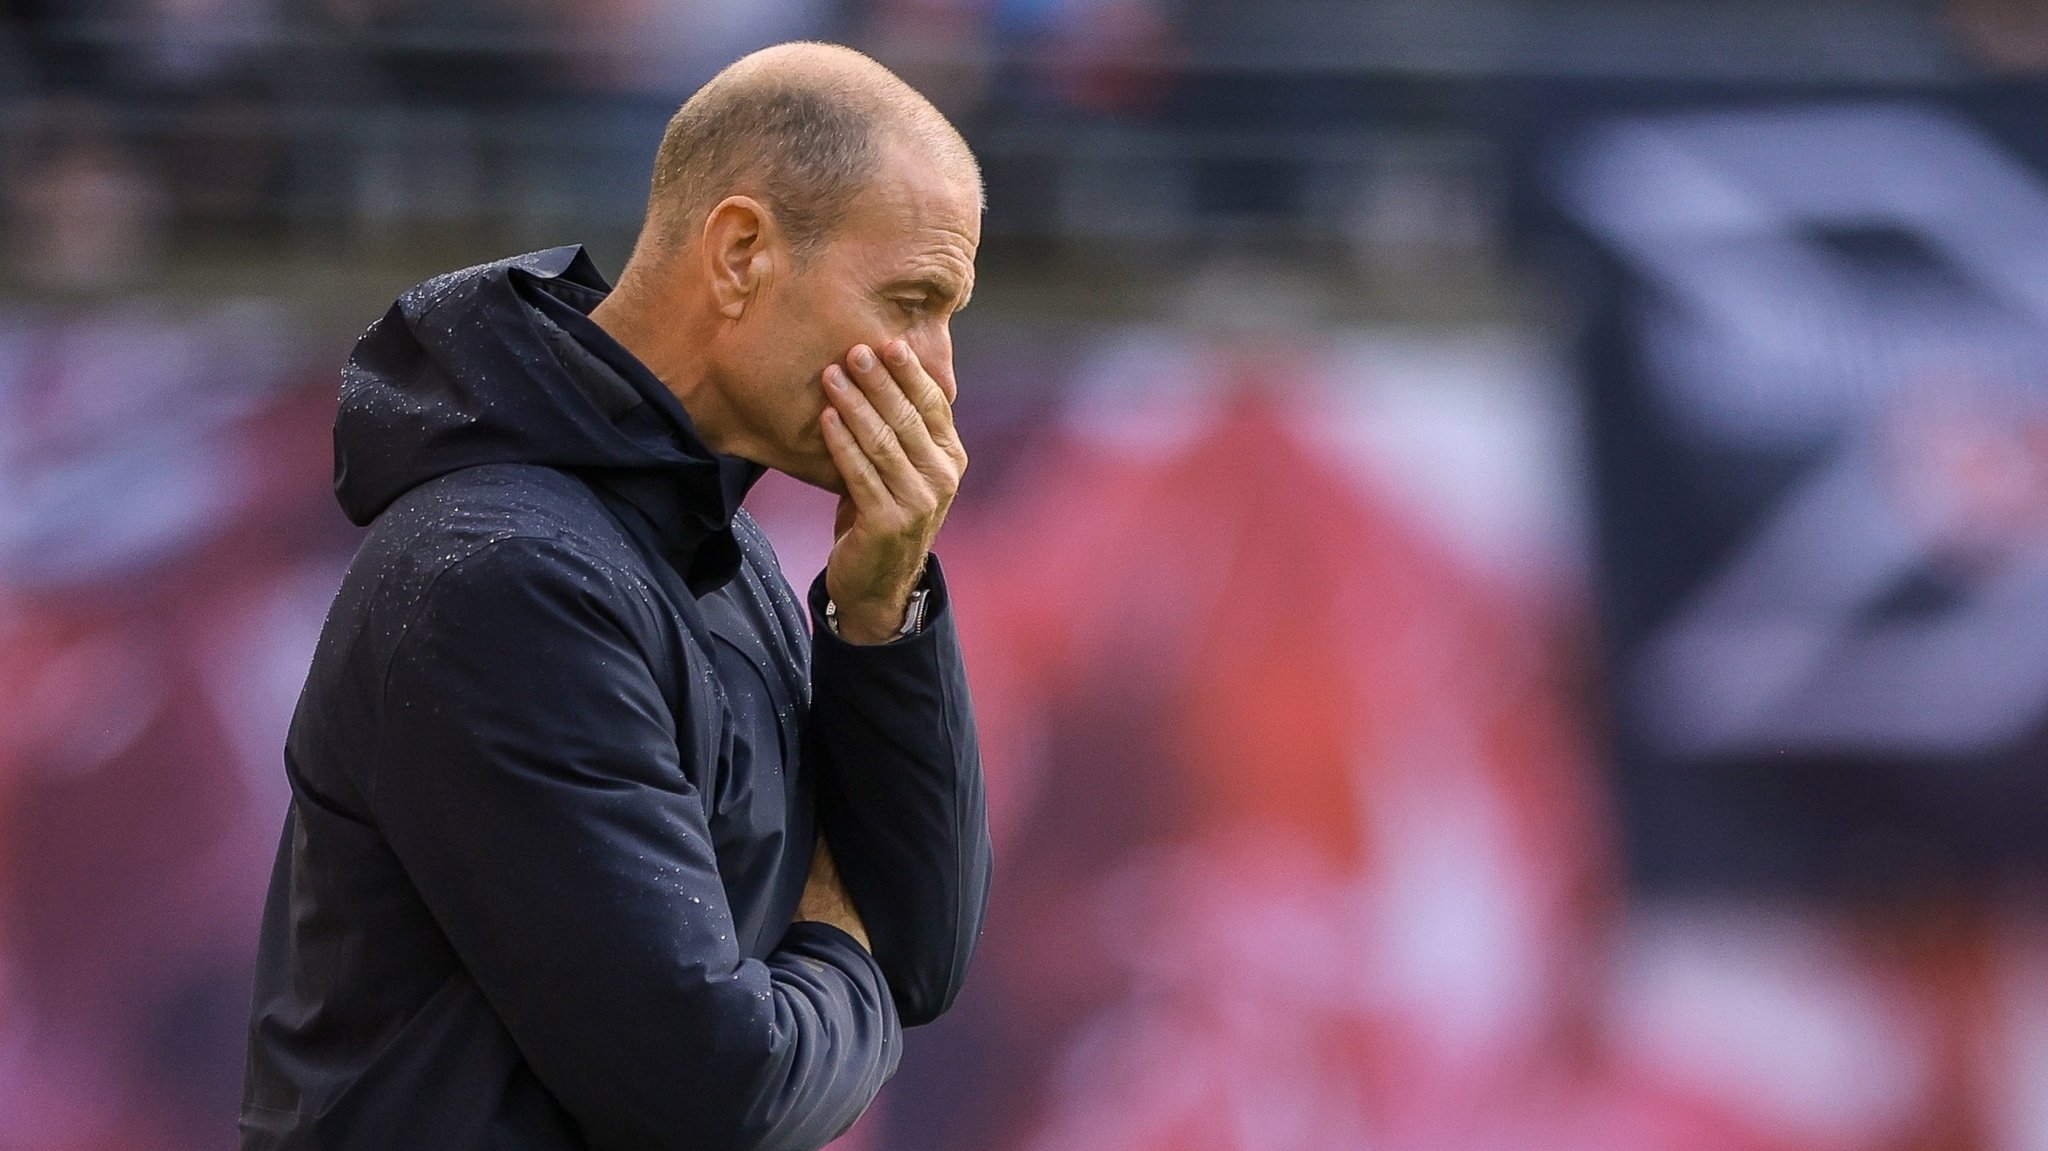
xmin=360 ymin=464 xmax=656 ymax=610
xmin=387 ymin=463 xmax=626 ymax=548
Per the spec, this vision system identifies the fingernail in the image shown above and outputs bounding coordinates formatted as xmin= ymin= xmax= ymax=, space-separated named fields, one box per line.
xmin=885 ymin=341 xmax=910 ymax=365
xmin=850 ymin=345 xmax=875 ymax=371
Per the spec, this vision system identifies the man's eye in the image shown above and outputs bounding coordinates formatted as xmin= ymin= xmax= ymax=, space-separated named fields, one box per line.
xmin=893 ymin=297 xmax=927 ymax=316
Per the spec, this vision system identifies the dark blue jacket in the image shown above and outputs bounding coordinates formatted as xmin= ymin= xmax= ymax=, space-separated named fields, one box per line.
xmin=240 ymin=247 xmax=992 ymax=1150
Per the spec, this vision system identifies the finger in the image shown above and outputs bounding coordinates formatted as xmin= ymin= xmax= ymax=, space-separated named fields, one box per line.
xmin=834 ymin=494 xmax=857 ymax=539
xmin=825 ymin=365 xmax=920 ymax=499
xmin=845 ymin=344 xmax=947 ymax=468
xmin=820 ymin=406 xmax=894 ymax=516
xmin=880 ymin=340 xmax=966 ymax=464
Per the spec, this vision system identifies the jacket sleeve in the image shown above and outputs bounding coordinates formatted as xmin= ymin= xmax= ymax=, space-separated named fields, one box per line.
xmin=372 ymin=536 xmax=899 ymax=1151
xmin=806 ymin=554 xmax=994 ymax=1026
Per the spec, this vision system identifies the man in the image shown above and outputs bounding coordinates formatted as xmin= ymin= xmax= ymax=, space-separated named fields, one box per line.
xmin=240 ymin=43 xmax=992 ymax=1150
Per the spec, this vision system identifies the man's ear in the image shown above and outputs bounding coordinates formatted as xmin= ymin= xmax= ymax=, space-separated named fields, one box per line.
xmin=702 ymin=195 xmax=779 ymax=320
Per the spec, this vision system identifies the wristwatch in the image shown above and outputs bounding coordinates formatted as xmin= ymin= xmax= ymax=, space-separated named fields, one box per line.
xmin=825 ymin=586 xmax=931 ymax=640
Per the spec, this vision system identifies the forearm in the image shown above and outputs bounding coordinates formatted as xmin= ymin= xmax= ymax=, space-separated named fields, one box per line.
xmin=808 ymin=559 xmax=994 ymax=1024
xmin=796 ymin=834 xmax=873 ymax=954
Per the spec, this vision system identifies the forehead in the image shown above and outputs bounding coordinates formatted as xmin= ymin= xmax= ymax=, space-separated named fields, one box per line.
xmin=830 ymin=136 xmax=981 ymax=275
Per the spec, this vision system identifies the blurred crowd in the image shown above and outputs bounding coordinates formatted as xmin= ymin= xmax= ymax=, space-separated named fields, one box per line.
xmin=0 ymin=0 xmax=1186 ymax=260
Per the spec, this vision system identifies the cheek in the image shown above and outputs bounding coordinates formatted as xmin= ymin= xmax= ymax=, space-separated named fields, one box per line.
xmin=774 ymin=372 xmax=818 ymax=444
xmin=794 ymin=365 xmax=838 ymax=448
xmin=760 ymin=280 xmax=888 ymax=433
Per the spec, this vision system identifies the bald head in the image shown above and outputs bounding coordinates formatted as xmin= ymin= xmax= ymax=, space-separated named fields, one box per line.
xmin=643 ymin=42 xmax=979 ymax=259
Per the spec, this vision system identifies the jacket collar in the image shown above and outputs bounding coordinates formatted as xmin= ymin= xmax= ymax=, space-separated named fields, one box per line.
xmin=523 ymin=247 xmax=766 ymax=594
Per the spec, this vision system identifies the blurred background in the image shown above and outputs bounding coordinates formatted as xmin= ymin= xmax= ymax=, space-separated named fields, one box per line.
xmin=6 ymin=1 xmax=2048 ymax=1148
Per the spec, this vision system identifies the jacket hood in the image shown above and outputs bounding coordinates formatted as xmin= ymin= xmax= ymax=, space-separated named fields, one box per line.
xmin=334 ymin=246 xmax=760 ymax=537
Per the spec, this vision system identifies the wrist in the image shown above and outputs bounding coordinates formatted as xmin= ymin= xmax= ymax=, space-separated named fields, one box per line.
xmin=825 ymin=585 xmax=930 ymax=645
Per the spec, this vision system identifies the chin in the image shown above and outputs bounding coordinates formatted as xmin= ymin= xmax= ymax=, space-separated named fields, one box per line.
xmin=778 ymin=456 xmax=848 ymax=496
xmin=799 ymin=472 xmax=849 ymax=497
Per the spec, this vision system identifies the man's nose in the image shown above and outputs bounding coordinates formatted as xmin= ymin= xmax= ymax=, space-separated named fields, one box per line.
xmin=910 ymin=320 xmax=957 ymax=404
